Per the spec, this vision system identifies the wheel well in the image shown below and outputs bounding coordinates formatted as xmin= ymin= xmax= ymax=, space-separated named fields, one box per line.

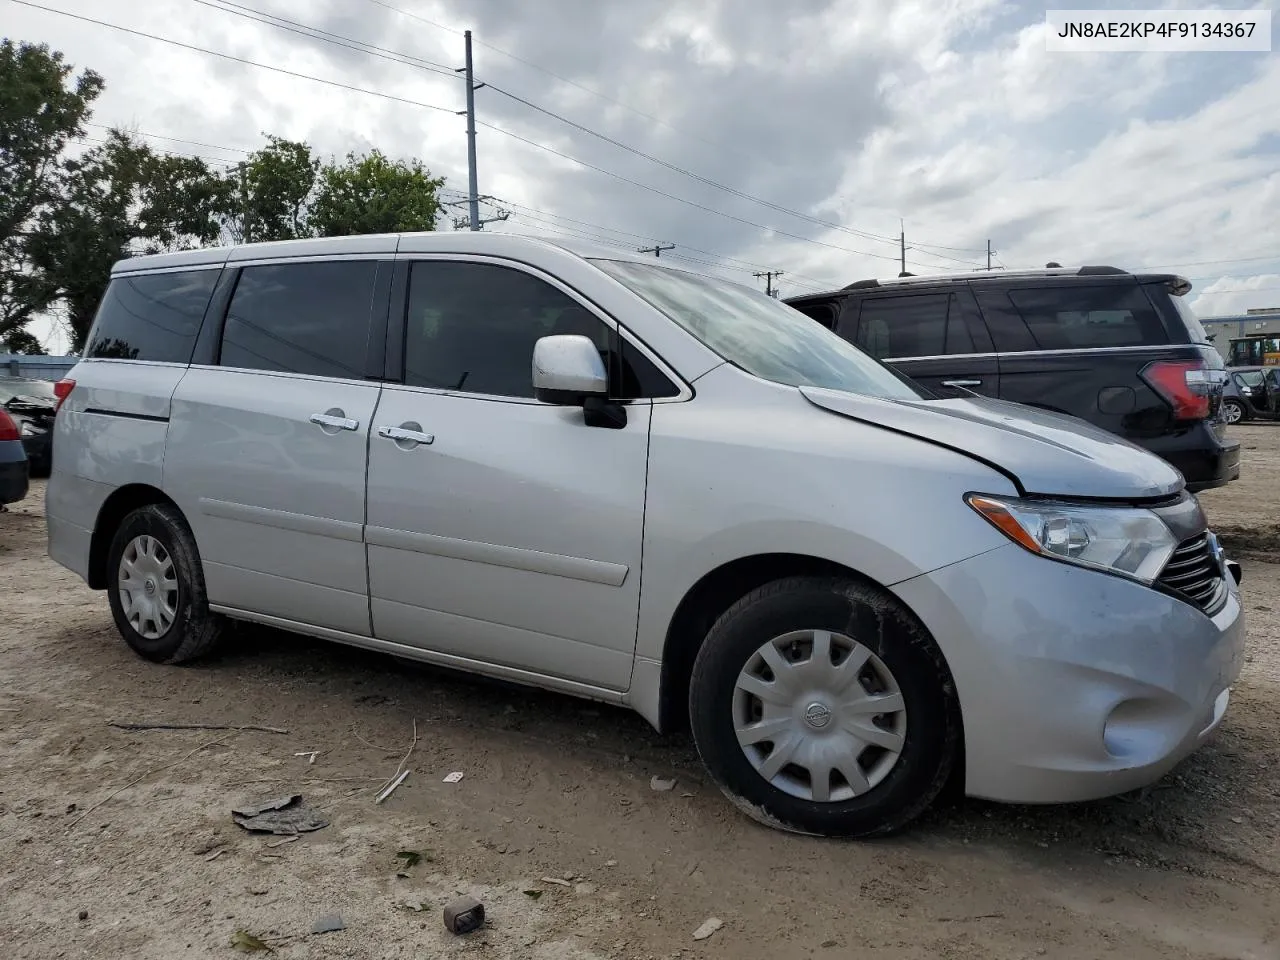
xmin=87 ymin=484 xmax=179 ymax=589
xmin=657 ymin=553 xmax=867 ymax=734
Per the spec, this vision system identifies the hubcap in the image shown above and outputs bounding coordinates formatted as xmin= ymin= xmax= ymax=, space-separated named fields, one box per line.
xmin=733 ymin=629 xmax=907 ymax=803
xmin=118 ymin=535 xmax=178 ymax=640
xmin=1225 ymin=402 xmax=1242 ymax=424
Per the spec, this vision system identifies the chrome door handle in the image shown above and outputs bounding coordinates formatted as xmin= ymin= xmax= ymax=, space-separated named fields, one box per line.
xmin=378 ymin=425 xmax=434 ymax=445
xmin=309 ymin=412 xmax=360 ymax=431
xmin=941 ymin=379 xmax=982 ymax=388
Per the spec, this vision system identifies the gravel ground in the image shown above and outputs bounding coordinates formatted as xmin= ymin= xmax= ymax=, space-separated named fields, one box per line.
xmin=2 ymin=423 xmax=1279 ymax=959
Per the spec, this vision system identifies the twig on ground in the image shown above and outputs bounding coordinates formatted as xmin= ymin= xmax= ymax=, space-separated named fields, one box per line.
xmin=375 ymin=769 xmax=410 ymax=804
xmin=374 ymin=718 xmax=419 ymax=801
xmin=351 ymin=730 xmax=398 ymax=753
xmin=68 ymin=734 xmax=232 ymax=830
xmin=109 ymin=722 xmax=288 ymax=734
xmin=235 ymin=777 xmax=385 ymax=785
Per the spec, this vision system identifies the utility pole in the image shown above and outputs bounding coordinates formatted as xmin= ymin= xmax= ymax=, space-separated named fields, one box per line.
xmin=753 ymin=270 xmax=784 ymax=298
xmin=899 ymin=219 xmax=907 ymax=277
xmin=986 ymin=239 xmax=995 ymax=271
xmin=234 ymin=161 xmax=251 ymax=244
xmin=638 ymin=243 xmax=674 ymax=257
xmin=456 ymin=30 xmax=484 ymax=231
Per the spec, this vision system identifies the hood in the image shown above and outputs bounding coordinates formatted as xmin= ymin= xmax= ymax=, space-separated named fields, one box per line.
xmin=799 ymin=386 xmax=1184 ymax=500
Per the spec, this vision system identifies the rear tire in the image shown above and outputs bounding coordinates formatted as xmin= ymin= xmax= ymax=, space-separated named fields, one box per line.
xmin=688 ymin=576 xmax=959 ymax=838
xmin=1223 ymin=399 xmax=1245 ymax=424
xmin=106 ymin=503 xmax=223 ymax=664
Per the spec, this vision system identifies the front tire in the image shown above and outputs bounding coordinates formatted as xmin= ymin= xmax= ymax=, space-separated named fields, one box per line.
xmin=688 ymin=576 xmax=959 ymax=838
xmin=1223 ymin=399 xmax=1245 ymax=424
xmin=106 ymin=503 xmax=223 ymax=664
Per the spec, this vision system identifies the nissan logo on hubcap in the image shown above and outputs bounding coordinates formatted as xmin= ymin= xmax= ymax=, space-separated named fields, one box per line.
xmin=803 ymin=702 xmax=832 ymax=729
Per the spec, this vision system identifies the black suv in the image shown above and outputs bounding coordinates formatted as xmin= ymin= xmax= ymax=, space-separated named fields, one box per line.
xmin=785 ymin=266 xmax=1239 ymax=492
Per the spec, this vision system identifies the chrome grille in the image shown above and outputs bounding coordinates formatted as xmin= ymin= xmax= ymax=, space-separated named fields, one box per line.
xmin=1157 ymin=533 xmax=1226 ymax=612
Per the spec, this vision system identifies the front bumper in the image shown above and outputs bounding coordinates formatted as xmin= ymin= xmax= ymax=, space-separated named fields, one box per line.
xmin=893 ymin=542 xmax=1245 ymax=804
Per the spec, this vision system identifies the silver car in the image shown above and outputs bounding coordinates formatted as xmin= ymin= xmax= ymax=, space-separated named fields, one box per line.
xmin=46 ymin=233 xmax=1245 ymax=837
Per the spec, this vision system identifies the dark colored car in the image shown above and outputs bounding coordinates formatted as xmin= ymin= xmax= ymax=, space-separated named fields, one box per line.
xmin=0 ymin=407 xmax=30 ymax=508
xmin=0 ymin=377 xmax=57 ymax=476
xmin=785 ymin=266 xmax=1239 ymax=492
xmin=1223 ymin=366 xmax=1280 ymax=423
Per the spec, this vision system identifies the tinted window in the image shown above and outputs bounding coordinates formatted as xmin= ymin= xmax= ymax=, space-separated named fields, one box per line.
xmin=618 ymin=338 xmax=680 ymax=399
xmin=592 ymin=259 xmax=921 ymax=401
xmin=1236 ymin=371 xmax=1264 ymax=387
xmin=85 ymin=269 xmax=217 ymax=362
xmin=1007 ymin=284 xmax=1166 ymax=349
xmin=791 ymin=302 xmax=838 ymax=330
xmin=405 ymin=261 xmax=611 ymax=399
xmin=220 ymin=261 xmax=378 ymax=378
xmin=973 ymin=289 xmax=1038 ymax=352
xmin=854 ymin=294 xmax=979 ymax=359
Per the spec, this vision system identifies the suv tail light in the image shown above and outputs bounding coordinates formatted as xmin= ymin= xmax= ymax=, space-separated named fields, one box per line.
xmin=0 ymin=409 xmax=18 ymax=442
xmin=1141 ymin=360 xmax=1214 ymax=421
xmin=53 ymin=378 xmax=75 ymax=413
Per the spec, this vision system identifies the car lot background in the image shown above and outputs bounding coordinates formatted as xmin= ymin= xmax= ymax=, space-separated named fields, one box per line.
xmin=2 ymin=424 xmax=1278 ymax=960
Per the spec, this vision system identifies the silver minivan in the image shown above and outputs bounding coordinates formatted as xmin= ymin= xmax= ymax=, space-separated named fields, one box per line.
xmin=47 ymin=233 xmax=1245 ymax=837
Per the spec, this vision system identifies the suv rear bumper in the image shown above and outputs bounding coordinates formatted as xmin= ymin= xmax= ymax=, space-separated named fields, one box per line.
xmin=1139 ymin=422 xmax=1240 ymax=492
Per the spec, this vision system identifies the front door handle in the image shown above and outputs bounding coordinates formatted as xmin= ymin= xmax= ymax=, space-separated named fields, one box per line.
xmin=941 ymin=379 xmax=982 ymax=388
xmin=310 ymin=411 xmax=360 ymax=431
xmin=378 ymin=424 xmax=435 ymax=446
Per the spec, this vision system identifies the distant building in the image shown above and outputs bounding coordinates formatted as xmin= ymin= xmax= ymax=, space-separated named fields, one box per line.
xmin=0 ymin=354 xmax=79 ymax=381
xmin=1199 ymin=308 xmax=1280 ymax=364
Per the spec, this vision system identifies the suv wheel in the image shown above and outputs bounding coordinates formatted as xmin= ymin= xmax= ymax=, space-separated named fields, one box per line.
xmin=688 ymin=576 xmax=958 ymax=838
xmin=1222 ymin=399 xmax=1245 ymax=424
xmin=106 ymin=503 xmax=223 ymax=664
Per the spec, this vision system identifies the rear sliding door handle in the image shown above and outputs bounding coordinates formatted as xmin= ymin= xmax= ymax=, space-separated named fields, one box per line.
xmin=941 ymin=379 xmax=982 ymax=388
xmin=309 ymin=412 xmax=360 ymax=431
xmin=378 ymin=424 xmax=435 ymax=446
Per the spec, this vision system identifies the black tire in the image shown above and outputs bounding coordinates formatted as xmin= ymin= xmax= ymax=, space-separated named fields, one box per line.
xmin=106 ymin=503 xmax=223 ymax=664
xmin=1223 ymin=400 xmax=1245 ymax=425
xmin=688 ymin=576 xmax=959 ymax=838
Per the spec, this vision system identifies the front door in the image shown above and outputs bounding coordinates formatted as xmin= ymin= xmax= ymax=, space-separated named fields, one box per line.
xmin=365 ymin=258 xmax=651 ymax=692
xmin=165 ymin=258 xmax=386 ymax=636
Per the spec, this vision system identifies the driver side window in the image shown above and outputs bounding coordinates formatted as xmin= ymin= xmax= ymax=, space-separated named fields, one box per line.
xmin=402 ymin=260 xmax=679 ymax=400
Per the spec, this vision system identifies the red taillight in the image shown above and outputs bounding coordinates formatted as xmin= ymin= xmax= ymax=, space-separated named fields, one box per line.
xmin=1141 ymin=360 xmax=1211 ymax=420
xmin=0 ymin=409 xmax=18 ymax=442
xmin=53 ymin=378 xmax=75 ymax=413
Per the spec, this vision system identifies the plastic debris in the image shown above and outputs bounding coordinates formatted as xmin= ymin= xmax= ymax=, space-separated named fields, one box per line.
xmin=650 ymin=776 xmax=677 ymax=792
xmin=443 ymin=895 xmax=485 ymax=934
xmin=232 ymin=795 xmax=329 ymax=835
xmin=443 ymin=771 xmax=464 ymax=783
xmin=311 ymin=914 xmax=345 ymax=935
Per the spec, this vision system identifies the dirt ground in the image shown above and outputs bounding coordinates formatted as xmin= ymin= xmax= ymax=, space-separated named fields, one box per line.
xmin=2 ymin=424 xmax=1279 ymax=960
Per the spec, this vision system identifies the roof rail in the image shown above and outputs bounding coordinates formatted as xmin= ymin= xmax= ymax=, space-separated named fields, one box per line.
xmin=834 ymin=264 xmax=1141 ymax=291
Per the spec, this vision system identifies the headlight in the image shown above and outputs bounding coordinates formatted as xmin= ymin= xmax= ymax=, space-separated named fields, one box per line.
xmin=966 ymin=494 xmax=1177 ymax=584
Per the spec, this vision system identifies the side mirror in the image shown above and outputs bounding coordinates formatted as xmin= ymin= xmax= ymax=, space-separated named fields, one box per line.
xmin=533 ymin=335 xmax=608 ymax=405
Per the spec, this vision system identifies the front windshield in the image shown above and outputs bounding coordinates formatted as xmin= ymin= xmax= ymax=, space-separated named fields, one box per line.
xmin=591 ymin=259 xmax=921 ymax=401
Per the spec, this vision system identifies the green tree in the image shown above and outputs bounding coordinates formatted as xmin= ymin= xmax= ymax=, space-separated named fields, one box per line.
xmin=310 ymin=149 xmax=445 ymax=237
xmin=225 ymin=136 xmax=318 ymax=243
xmin=26 ymin=131 xmax=228 ymax=349
xmin=0 ymin=40 xmax=103 ymax=349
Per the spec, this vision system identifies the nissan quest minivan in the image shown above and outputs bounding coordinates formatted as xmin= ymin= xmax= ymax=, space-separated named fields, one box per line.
xmin=47 ymin=233 xmax=1245 ymax=837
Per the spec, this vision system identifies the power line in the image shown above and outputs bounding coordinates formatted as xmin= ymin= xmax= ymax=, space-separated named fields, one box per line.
xmin=9 ymin=1 xmax=458 ymax=115
xmin=84 ymin=121 xmax=251 ymax=156
xmin=186 ymin=0 xmax=982 ymax=265
xmin=69 ymin=135 xmax=234 ymax=167
xmin=188 ymin=0 xmax=460 ymax=81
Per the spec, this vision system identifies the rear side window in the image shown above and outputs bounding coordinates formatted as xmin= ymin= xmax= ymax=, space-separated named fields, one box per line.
xmin=220 ymin=261 xmax=378 ymax=379
xmin=85 ymin=269 xmax=218 ymax=362
xmin=851 ymin=294 xmax=973 ymax=359
xmin=1005 ymin=284 xmax=1167 ymax=350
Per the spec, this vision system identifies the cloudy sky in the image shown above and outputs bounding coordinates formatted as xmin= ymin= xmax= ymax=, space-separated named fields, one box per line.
xmin=9 ymin=0 xmax=1279 ymax=352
